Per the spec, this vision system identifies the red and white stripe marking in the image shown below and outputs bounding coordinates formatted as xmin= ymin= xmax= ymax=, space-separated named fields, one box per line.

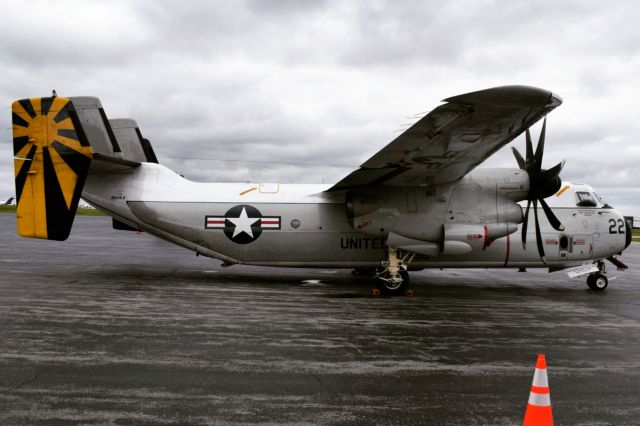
xmin=206 ymin=215 xmax=281 ymax=230
xmin=260 ymin=217 xmax=281 ymax=229
xmin=205 ymin=217 xmax=226 ymax=229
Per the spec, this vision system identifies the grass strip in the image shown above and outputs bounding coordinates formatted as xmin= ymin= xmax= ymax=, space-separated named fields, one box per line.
xmin=0 ymin=205 xmax=105 ymax=216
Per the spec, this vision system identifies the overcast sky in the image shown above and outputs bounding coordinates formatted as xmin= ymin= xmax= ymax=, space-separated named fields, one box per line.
xmin=1 ymin=0 xmax=639 ymax=217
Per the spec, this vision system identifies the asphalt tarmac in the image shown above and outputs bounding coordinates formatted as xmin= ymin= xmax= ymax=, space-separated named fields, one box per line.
xmin=1 ymin=213 xmax=639 ymax=425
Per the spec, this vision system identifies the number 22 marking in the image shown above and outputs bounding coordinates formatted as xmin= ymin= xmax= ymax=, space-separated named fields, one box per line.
xmin=608 ymin=219 xmax=624 ymax=234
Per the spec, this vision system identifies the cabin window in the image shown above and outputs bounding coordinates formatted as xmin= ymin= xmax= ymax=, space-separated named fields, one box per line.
xmin=575 ymin=191 xmax=597 ymax=207
xmin=259 ymin=183 xmax=280 ymax=193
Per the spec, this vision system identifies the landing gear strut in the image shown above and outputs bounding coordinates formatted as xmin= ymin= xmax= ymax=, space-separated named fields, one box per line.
xmin=587 ymin=261 xmax=608 ymax=291
xmin=374 ymin=246 xmax=414 ymax=296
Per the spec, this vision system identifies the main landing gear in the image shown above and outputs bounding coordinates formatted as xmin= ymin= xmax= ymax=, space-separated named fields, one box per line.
xmin=587 ymin=260 xmax=608 ymax=291
xmin=373 ymin=246 xmax=415 ymax=296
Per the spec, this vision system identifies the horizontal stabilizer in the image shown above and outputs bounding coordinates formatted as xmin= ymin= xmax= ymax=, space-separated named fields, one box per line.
xmin=109 ymin=119 xmax=159 ymax=164
xmin=68 ymin=97 xmax=158 ymax=164
xmin=12 ymin=96 xmax=93 ymax=240
xmin=68 ymin=97 xmax=120 ymax=156
xmin=110 ymin=119 xmax=147 ymax=162
xmin=141 ymin=137 xmax=158 ymax=163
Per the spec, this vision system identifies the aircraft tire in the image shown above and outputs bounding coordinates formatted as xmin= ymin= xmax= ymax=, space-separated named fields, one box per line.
xmin=375 ymin=269 xmax=409 ymax=296
xmin=587 ymin=273 xmax=608 ymax=291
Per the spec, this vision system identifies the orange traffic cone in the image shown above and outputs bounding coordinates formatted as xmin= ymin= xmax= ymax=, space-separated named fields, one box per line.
xmin=523 ymin=354 xmax=553 ymax=426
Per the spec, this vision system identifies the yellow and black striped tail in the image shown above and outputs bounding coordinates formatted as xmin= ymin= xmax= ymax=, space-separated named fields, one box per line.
xmin=12 ymin=96 xmax=93 ymax=240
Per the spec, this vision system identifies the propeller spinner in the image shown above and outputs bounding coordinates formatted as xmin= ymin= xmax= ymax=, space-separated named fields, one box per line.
xmin=511 ymin=118 xmax=566 ymax=262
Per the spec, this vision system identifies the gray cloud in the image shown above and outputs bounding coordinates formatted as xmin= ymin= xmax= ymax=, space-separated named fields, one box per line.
xmin=1 ymin=0 xmax=639 ymax=217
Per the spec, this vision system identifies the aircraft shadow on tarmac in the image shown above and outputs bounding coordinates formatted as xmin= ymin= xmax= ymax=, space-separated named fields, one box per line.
xmin=84 ymin=265 xmax=600 ymax=300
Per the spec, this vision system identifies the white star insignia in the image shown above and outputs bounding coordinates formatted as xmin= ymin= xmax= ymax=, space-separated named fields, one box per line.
xmin=228 ymin=207 xmax=260 ymax=238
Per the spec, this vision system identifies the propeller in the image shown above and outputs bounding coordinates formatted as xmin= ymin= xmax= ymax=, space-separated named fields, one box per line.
xmin=511 ymin=117 xmax=566 ymax=262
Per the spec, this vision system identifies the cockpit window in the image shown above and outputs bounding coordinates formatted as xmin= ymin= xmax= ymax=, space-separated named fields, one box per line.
xmin=594 ymin=192 xmax=613 ymax=208
xmin=576 ymin=191 xmax=598 ymax=207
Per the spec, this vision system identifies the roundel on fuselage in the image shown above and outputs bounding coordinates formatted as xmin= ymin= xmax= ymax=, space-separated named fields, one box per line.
xmin=204 ymin=204 xmax=281 ymax=244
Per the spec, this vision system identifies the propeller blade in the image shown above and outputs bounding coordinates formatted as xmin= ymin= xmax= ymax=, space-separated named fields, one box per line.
xmin=512 ymin=147 xmax=526 ymax=170
xmin=539 ymin=197 xmax=565 ymax=231
xmin=525 ymin=129 xmax=533 ymax=167
xmin=521 ymin=199 xmax=531 ymax=249
xmin=533 ymin=199 xmax=546 ymax=263
xmin=539 ymin=160 xmax=566 ymax=181
xmin=533 ymin=117 xmax=547 ymax=171
xmin=536 ymin=163 xmax=564 ymax=198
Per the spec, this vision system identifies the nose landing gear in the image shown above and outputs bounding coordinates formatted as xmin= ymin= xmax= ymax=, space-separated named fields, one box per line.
xmin=587 ymin=260 xmax=608 ymax=291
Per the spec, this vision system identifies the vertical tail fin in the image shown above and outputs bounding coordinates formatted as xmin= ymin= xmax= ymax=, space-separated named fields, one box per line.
xmin=12 ymin=96 xmax=93 ymax=240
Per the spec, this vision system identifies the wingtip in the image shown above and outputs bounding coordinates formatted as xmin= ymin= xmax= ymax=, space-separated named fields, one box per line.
xmin=443 ymin=85 xmax=558 ymax=109
xmin=547 ymin=91 xmax=563 ymax=108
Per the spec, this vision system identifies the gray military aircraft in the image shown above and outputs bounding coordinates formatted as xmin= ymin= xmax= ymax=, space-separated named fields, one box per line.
xmin=11 ymin=86 xmax=631 ymax=295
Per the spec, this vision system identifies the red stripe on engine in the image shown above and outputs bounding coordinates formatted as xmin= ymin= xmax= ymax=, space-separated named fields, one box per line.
xmin=503 ymin=234 xmax=510 ymax=267
xmin=483 ymin=224 xmax=489 ymax=249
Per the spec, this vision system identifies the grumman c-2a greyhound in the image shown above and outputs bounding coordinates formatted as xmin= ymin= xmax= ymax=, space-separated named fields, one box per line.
xmin=12 ymin=85 xmax=631 ymax=295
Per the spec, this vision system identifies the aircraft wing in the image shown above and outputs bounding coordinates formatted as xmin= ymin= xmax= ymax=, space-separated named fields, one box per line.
xmin=327 ymin=85 xmax=562 ymax=191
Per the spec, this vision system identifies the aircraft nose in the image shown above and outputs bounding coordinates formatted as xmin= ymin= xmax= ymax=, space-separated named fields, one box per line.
xmin=625 ymin=218 xmax=632 ymax=249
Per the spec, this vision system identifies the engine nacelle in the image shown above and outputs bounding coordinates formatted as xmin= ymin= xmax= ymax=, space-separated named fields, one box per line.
xmin=346 ymin=186 xmax=521 ymax=247
xmin=444 ymin=222 xmax=518 ymax=252
xmin=444 ymin=223 xmax=486 ymax=252
xmin=387 ymin=221 xmax=518 ymax=256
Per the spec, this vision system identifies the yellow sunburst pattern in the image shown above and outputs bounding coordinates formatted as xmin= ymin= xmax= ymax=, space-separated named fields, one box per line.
xmin=12 ymin=96 xmax=94 ymax=240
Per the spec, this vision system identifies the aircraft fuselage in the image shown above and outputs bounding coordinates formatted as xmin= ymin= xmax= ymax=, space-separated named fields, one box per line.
xmin=81 ymin=162 xmax=628 ymax=270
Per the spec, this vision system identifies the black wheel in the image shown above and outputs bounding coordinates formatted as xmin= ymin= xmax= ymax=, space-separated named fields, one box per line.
xmin=374 ymin=269 xmax=409 ymax=296
xmin=587 ymin=273 xmax=608 ymax=291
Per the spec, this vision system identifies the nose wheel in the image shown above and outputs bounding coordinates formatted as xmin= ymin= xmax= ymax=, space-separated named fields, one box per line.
xmin=587 ymin=261 xmax=608 ymax=291
xmin=587 ymin=273 xmax=608 ymax=291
